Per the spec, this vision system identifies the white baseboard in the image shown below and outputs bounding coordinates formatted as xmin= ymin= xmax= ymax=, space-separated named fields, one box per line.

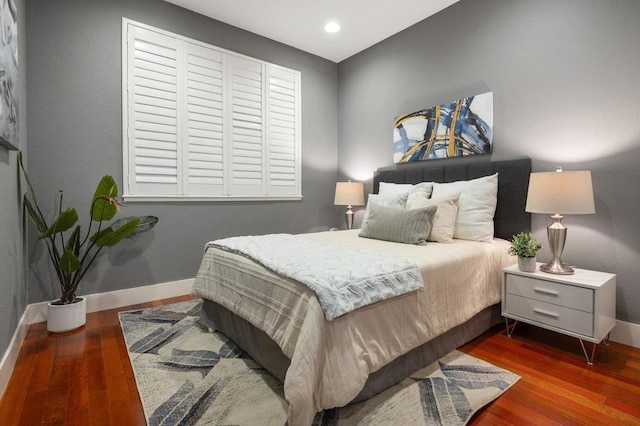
xmin=0 ymin=310 xmax=30 ymax=400
xmin=610 ymin=319 xmax=640 ymax=349
xmin=25 ymin=278 xmax=195 ymax=325
xmin=0 ymin=277 xmax=195 ymax=400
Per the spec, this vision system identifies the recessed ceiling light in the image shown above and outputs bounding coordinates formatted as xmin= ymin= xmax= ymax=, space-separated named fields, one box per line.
xmin=324 ymin=21 xmax=341 ymax=33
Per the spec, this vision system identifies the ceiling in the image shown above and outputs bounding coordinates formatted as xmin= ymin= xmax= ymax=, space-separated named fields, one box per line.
xmin=163 ymin=0 xmax=462 ymax=63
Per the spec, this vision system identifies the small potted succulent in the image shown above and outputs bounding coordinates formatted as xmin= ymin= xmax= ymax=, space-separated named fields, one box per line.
xmin=508 ymin=232 xmax=542 ymax=272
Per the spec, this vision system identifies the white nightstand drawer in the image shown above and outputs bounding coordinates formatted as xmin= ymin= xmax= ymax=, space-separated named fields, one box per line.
xmin=506 ymin=294 xmax=593 ymax=337
xmin=506 ymin=274 xmax=593 ymax=313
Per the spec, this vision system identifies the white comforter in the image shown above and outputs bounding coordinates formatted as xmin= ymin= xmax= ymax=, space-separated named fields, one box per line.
xmin=192 ymin=230 xmax=514 ymax=426
xmin=207 ymin=234 xmax=423 ymax=320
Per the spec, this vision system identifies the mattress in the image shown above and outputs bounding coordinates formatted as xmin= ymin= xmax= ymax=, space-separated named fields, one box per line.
xmin=192 ymin=229 xmax=514 ymax=425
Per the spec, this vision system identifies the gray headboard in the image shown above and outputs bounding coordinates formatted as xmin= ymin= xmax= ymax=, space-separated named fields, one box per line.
xmin=373 ymin=157 xmax=531 ymax=240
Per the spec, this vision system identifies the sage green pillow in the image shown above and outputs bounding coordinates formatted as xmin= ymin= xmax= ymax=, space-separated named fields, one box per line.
xmin=358 ymin=204 xmax=437 ymax=245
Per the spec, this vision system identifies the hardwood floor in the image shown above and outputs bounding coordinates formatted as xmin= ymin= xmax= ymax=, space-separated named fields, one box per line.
xmin=1 ymin=296 xmax=639 ymax=425
xmin=461 ymin=323 xmax=640 ymax=425
xmin=0 ymin=295 xmax=195 ymax=426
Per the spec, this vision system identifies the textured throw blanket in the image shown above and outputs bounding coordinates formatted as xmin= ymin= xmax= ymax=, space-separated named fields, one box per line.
xmin=207 ymin=234 xmax=424 ymax=320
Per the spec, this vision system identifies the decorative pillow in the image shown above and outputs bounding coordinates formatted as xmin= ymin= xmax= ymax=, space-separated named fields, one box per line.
xmin=358 ymin=203 xmax=437 ymax=245
xmin=361 ymin=192 xmax=408 ymax=228
xmin=379 ymin=181 xmax=433 ymax=205
xmin=431 ymin=173 xmax=498 ymax=242
xmin=408 ymin=194 xmax=459 ymax=243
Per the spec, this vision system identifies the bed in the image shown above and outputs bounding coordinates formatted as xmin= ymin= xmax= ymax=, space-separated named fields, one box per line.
xmin=192 ymin=157 xmax=531 ymax=425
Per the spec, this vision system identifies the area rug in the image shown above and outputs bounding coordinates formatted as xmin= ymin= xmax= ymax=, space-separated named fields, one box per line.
xmin=119 ymin=300 xmax=519 ymax=425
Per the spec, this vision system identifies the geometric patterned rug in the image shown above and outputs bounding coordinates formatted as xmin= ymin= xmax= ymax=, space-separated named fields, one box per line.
xmin=119 ymin=300 xmax=519 ymax=425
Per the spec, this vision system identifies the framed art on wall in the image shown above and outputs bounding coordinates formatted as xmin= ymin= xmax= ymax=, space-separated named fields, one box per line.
xmin=393 ymin=92 xmax=493 ymax=163
xmin=0 ymin=0 xmax=18 ymax=151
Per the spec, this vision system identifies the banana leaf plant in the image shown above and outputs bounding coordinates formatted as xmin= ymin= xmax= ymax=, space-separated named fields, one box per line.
xmin=19 ymin=152 xmax=158 ymax=304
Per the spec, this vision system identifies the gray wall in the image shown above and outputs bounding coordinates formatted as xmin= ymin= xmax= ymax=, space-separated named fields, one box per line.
xmin=26 ymin=0 xmax=339 ymax=303
xmin=338 ymin=0 xmax=640 ymax=323
xmin=0 ymin=0 xmax=27 ymax=362
xmin=18 ymin=0 xmax=640 ymax=330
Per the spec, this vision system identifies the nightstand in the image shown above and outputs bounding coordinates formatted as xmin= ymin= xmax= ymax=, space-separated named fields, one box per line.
xmin=502 ymin=264 xmax=616 ymax=365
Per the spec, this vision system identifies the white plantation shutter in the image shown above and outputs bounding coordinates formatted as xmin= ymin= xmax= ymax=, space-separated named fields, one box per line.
xmin=123 ymin=19 xmax=301 ymax=200
xmin=228 ymin=55 xmax=264 ymax=195
xmin=126 ymin=24 xmax=180 ymax=195
xmin=184 ymin=43 xmax=225 ymax=195
xmin=266 ymin=66 xmax=301 ymax=195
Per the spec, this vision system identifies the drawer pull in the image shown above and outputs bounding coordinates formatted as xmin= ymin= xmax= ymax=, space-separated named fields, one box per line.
xmin=533 ymin=287 xmax=559 ymax=296
xmin=533 ymin=308 xmax=559 ymax=318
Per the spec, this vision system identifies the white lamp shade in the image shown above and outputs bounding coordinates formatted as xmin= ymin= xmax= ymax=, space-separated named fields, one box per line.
xmin=334 ymin=182 xmax=365 ymax=206
xmin=526 ymin=170 xmax=595 ymax=214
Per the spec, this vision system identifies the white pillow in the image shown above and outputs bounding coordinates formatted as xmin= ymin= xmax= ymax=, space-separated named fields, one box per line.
xmin=408 ymin=195 xmax=459 ymax=243
xmin=361 ymin=192 xmax=408 ymax=228
xmin=379 ymin=181 xmax=433 ymax=205
xmin=431 ymin=173 xmax=498 ymax=242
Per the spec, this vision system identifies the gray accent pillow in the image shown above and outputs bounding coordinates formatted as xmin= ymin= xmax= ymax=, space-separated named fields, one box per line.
xmin=361 ymin=192 xmax=409 ymax=228
xmin=358 ymin=204 xmax=437 ymax=245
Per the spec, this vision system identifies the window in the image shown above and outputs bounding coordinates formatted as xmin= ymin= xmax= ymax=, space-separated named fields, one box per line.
xmin=122 ymin=19 xmax=302 ymax=201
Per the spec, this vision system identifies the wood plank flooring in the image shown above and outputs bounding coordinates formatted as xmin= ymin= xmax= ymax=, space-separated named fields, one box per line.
xmin=1 ymin=296 xmax=639 ymax=425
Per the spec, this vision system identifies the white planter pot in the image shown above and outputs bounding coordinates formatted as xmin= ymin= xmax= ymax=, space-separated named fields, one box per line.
xmin=518 ymin=256 xmax=537 ymax=273
xmin=47 ymin=297 xmax=87 ymax=333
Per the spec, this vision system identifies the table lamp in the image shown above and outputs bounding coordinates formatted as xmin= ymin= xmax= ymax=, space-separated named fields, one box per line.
xmin=525 ymin=168 xmax=595 ymax=274
xmin=334 ymin=181 xmax=365 ymax=230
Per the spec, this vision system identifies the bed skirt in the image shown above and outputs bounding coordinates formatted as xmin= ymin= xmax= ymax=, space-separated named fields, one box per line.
xmin=199 ymin=299 xmax=502 ymax=404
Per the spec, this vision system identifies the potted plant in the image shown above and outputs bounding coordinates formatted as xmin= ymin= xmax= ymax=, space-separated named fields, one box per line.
xmin=19 ymin=152 xmax=158 ymax=332
xmin=508 ymin=232 xmax=542 ymax=273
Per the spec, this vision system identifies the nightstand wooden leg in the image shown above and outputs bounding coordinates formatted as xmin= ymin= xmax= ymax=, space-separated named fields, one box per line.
xmin=579 ymin=339 xmax=597 ymax=365
xmin=505 ymin=318 xmax=518 ymax=337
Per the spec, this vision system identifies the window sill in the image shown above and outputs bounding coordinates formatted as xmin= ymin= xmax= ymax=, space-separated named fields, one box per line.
xmin=122 ymin=194 xmax=303 ymax=203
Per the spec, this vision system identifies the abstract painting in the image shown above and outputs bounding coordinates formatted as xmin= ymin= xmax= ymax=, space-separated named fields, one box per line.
xmin=393 ymin=92 xmax=493 ymax=163
xmin=0 ymin=0 xmax=17 ymax=150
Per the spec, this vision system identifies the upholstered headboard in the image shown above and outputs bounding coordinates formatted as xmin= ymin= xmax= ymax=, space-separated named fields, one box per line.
xmin=373 ymin=157 xmax=531 ymax=241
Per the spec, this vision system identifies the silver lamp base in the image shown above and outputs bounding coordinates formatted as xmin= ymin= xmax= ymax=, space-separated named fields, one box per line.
xmin=345 ymin=206 xmax=354 ymax=230
xmin=540 ymin=260 xmax=574 ymax=274
xmin=541 ymin=214 xmax=574 ymax=275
